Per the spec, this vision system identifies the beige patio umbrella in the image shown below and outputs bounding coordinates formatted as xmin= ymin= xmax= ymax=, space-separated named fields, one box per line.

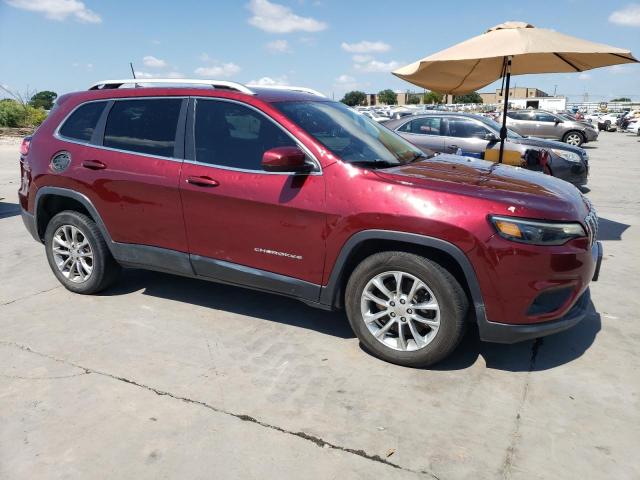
xmin=393 ymin=22 xmax=638 ymax=162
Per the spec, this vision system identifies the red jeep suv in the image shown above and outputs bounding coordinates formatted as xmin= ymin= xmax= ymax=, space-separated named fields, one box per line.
xmin=18 ymin=79 xmax=602 ymax=367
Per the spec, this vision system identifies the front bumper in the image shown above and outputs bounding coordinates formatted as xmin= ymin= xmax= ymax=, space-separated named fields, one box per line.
xmin=478 ymin=288 xmax=592 ymax=344
xmin=478 ymin=241 xmax=602 ymax=344
xmin=584 ymin=129 xmax=599 ymax=142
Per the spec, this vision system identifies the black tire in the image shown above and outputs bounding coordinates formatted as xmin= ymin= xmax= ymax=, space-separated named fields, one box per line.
xmin=345 ymin=251 xmax=468 ymax=368
xmin=562 ymin=130 xmax=585 ymax=146
xmin=44 ymin=210 xmax=120 ymax=294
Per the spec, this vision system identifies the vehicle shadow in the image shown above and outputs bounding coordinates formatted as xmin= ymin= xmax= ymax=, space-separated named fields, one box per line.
xmin=104 ymin=269 xmax=601 ymax=371
xmin=0 ymin=201 xmax=21 ymax=220
xmin=433 ymin=301 xmax=601 ymax=372
xmin=597 ymin=217 xmax=630 ymax=241
xmin=100 ymin=268 xmax=356 ymax=339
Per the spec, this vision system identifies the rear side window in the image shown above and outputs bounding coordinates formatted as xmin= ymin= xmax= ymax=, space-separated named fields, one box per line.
xmin=58 ymin=101 xmax=107 ymax=142
xmin=194 ymin=99 xmax=296 ymax=170
xmin=103 ymin=99 xmax=182 ymax=157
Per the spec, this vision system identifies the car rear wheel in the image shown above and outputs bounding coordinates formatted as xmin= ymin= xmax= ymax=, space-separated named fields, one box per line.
xmin=563 ymin=131 xmax=584 ymax=146
xmin=44 ymin=210 xmax=120 ymax=294
xmin=345 ymin=251 xmax=468 ymax=367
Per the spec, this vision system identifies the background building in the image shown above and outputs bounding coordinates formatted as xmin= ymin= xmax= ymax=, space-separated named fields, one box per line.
xmin=478 ymin=87 xmax=549 ymax=104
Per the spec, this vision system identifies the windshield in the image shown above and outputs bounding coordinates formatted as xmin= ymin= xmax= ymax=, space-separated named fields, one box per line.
xmin=274 ymin=101 xmax=427 ymax=166
xmin=474 ymin=115 xmax=523 ymax=139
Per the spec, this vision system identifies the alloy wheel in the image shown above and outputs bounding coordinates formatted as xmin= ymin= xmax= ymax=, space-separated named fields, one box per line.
xmin=565 ymin=133 xmax=582 ymax=146
xmin=360 ymin=271 xmax=440 ymax=351
xmin=51 ymin=225 xmax=94 ymax=283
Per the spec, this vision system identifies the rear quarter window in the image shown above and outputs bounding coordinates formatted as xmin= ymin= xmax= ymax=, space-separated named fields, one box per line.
xmin=58 ymin=101 xmax=108 ymax=142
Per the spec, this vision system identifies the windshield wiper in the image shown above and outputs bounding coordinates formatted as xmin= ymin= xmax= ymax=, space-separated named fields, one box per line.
xmin=348 ymin=160 xmax=396 ymax=169
xmin=407 ymin=152 xmax=428 ymax=163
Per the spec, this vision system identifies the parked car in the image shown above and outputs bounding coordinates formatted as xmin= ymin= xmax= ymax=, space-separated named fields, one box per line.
xmin=361 ymin=110 xmax=388 ymax=123
xmin=506 ymin=110 xmax=598 ymax=146
xmin=384 ymin=113 xmax=590 ymax=186
xmin=18 ymin=78 xmax=602 ymax=367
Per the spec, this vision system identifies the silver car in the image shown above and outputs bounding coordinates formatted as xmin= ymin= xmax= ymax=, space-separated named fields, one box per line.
xmin=384 ymin=112 xmax=590 ymax=186
xmin=505 ymin=110 xmax=598 ymax=146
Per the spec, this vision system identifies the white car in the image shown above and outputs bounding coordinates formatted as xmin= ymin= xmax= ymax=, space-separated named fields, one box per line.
xmin=361 ymin=110 xmax=388 ymax=122
xmin=626 ymin=119 xmax=640 ymax=134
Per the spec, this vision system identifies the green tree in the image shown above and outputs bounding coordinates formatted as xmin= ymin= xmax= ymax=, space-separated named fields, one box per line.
xmin=378 ymin=89 xmax=397 ymax=105
xmin=340 ymin=90 xmax=366 ymax=107
xmin=611 ymin=97 xmax=631 ymax=102
xmin=407 ymin=94 xmax=421 ymax=105
xmin=0 ymin=99 xmax=47 ymax=128
xmin=423 ymin=91 xmax=444 ymax=104
xmin=453 ymin=92 xmax=483 ymax=104
xmin=29 ymin=90 xmax=58 ymax=110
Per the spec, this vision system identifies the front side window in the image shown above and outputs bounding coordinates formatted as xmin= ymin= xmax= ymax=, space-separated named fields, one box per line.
xmin=274 ymin=101 xmax=424 ymax=167
xmin=194 ymin=99 xmax=297 ymax=170
xmin=103 ymin=99 xmax=182 ymax=157
xmin=58 ymin=101 xmax=107 ymax=142
xmin=398 ymin=117 xmax=442 ymax=135
xmin=446 ymin=118 xmax=490 ymax=139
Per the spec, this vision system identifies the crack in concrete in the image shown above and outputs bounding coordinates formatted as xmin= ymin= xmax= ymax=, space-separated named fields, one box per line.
xmin=1 ymin=340 xmax=439 ymax=478
xmin=1 ymin=285 xmax=62 ymax=306
xmin=500 ymin=338 xmax=543 ymax=479
xmin=1 ymin=371 xmax=90 ymax=380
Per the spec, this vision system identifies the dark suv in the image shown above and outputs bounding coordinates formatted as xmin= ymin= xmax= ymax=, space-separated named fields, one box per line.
xmin=19 ymin=79 xmax=603 ymax=367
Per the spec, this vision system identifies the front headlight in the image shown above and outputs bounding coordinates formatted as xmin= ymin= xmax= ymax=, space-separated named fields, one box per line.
xmin=550 ymin=149 xmax=582 ymax=163
xmin=490 ymin=215 xmax=586 ymax=245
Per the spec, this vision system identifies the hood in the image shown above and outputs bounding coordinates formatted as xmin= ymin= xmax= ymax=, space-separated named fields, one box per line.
xmin=373 ymin=154 xmax=589 ymax=221
xmin=508 ymin=136 xmax=586 ymax=156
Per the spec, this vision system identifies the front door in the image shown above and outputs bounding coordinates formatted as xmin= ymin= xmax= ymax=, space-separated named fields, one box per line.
xmin=443 ymin=117 xmax=492 ymax=157
xmin=395 ymin=116 xmax=445 ymax=153
xmin=180 ymin=98 xmax=326 ymax=291
xmin=532 ymin=111 xmax=561 ymax=138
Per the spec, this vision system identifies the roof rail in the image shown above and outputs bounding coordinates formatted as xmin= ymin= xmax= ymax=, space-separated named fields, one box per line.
xmin=88 ymin=78 xmax=256 ymax=95
xmin=247 ymin=84 xmax=326 ymax=98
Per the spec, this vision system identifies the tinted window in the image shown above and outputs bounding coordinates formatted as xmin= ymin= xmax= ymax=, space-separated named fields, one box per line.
xmin=534 ymin=112 xmax=557 ymax=122
xmin=103 ymin=99 xmax=182 ymax=157
xmin=59 ymin=101 xmax=107 ymax=142
xmin=508 ymin=111 xmax=533 ymax=120
xmin=398 ymin=117 xmax=441 ymax=135
xmin=446 ymin=118 xmax=490 ymax=138
xmin=195 ymin=99 xmax=297 ymax=170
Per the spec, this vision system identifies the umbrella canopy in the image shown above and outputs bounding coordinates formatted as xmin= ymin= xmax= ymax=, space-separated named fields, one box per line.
xmin=393 ymin=21 xmax=637 ymax=94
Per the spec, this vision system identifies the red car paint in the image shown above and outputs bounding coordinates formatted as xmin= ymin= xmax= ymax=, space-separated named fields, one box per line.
xmin=20 ymin=86 xmax=599 ymax=327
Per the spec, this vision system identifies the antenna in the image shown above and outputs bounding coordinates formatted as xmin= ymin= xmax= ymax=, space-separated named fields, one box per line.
xmin=129 ymin=62 xmax=136 ymax=79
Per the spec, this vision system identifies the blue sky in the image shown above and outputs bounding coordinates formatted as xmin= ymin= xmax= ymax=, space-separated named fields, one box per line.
xmin=1 ymin=0 xmax=639 ymax=102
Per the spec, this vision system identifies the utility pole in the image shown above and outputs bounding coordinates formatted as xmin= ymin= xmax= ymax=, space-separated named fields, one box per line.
xmin=129 ymin=62 xmax=136 ymax=79
xmin=553 ymin=84 xmax=557 ymax=97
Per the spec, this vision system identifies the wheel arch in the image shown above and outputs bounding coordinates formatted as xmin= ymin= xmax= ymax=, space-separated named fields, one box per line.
xmin=562 ymin=129 xmax=585 ymax=143
xmin=320 ymin=230 xmax=486 ymax=324
xmin=34 ymin=187 xmax=113 ymax=246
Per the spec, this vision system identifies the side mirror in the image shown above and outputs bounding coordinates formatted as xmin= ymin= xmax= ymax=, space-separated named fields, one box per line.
xmin=262 ymin=146 xmax=312 ymax=173
xmin=555 ymin=119 xmax=563 ymax=124
xmin=484 ymin=133 xmax=498 ymax=142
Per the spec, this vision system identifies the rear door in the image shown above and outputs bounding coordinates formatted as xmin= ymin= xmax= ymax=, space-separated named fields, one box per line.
xmin=395 ymin=116 xmax=445 ymax=152
xmin=180 ymin=97 xmax=326 ymax=289
xmin=58 ymin=97 xmax=188 ymax=253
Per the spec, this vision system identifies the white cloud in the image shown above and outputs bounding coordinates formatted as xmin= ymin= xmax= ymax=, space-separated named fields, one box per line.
xmin=194 ymin=63 xmax=241 ymax=78
xmin=136 ymin=71 xmax=184 ymax=79
xmin=578 ymin=72 xmax=592 ymax=80
xmin=5 ymin=0 xmax=101 ymax=23
xmin=341 ymin=40 xmax=391 ymax=54
xmin=247 ymin=0 xmax=327 ymax=33
xmin=336 ymin=74 xmax=356 ymax=84
xmin=266 ymin=39 xmax=291 ymax=53
xmin=609 ymin=4 xmax=640 ymax=26
xmin=352 ymin=54 xmax=373 ymax=63
xmin=609 ymin=64 xmax=634 ymax=74
xmin=142 ymin=55 xmax=168 ymax=68
xmin=334 ymin=74 xmax=359 ymax=91
xmin=354 ymin=59 xmax=400 ymax=73
xmin=247 ymin=76 xmax=290 ymax=86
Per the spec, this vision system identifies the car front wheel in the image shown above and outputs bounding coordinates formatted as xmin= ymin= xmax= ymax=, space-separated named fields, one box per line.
xmin=345 ymin=251 xmax=468 ymax=367
xmin=563 ymin=131 xmax=584 ymax=146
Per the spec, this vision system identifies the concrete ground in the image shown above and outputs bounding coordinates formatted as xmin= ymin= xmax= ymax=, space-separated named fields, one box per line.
xmin=1 ymin=132 xmax=638 ymax=479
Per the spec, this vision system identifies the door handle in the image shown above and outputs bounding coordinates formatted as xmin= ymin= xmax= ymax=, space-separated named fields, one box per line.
xmin=186 ymin=175 xmax=219 ymax=187
xmin=81 ymin=160 xmax=107 ymax=170
xmin=448 ymin=145 xmax=458 ymax=150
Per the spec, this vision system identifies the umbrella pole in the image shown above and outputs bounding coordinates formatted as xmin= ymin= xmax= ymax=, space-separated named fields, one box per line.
xmin=498 ymin=56 xmax=512 ymax=164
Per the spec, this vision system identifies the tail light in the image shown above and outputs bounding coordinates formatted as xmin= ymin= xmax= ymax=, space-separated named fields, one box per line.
xmin=20 ymin=137 xmax=31 ymax=156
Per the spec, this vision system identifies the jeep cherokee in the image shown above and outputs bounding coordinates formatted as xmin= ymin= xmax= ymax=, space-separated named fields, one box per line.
xmin=18 ymin=78 xmax=603 ymax=367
